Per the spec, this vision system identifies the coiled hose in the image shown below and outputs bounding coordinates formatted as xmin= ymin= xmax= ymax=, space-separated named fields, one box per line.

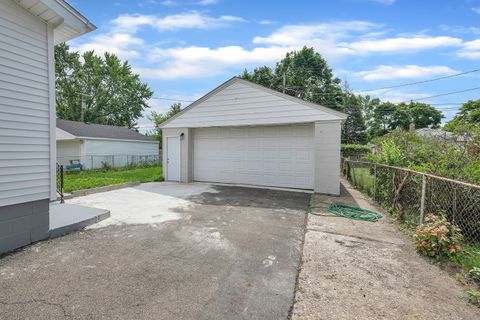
xmin=307 ymin=203 xmax=382 ymax=222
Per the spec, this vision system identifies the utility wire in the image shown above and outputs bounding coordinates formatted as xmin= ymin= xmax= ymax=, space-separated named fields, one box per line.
xmin=358 ymin=68 xmax=480 ymax=93
xmin=150 ymin=67 xmax=480 ymax=103
xmin=278 ymin=63 xmax=480 ymax=93
xmin=151 ymin=97 xmax=195 ymax=103
xmin=405 ymin=86 xmax=480 ymax=102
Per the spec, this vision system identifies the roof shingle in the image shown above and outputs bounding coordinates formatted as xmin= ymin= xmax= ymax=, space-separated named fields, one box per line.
xmin=57 ymin=119 xmax=156 ymax=142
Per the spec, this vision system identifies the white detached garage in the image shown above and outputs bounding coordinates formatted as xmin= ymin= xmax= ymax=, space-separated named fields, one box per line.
xmin=160 ymin=77 xmax=347 ymax=195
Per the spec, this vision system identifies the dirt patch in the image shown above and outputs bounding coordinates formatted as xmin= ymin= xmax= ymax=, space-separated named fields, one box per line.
xmin=292 ymin=179 xmax=480 ymax=320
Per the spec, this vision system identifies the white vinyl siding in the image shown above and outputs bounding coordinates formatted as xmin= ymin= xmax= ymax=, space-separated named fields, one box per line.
xmin=56 ymin=140 xmax=82 ymax=166
xmin=162 ymin=80 xmax=342 ymax=128
xmin=0 ymin=0 xmax=50 ymax=206
xmin=193 ymin=124 xmax=315 ymax=189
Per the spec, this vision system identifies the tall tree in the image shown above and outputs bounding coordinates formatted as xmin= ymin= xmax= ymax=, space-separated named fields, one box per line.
xmin=366 ymin=101 xmax=443 ymax=139
xmin=240 ymin=66 xmax=275 ymax=89
xmin=390 ymin=102 xmax=443 ymax=130
xmin=55 ymin=43 xmax=153 ymax=129
xmin=149 ymin=103 xmax=183 ymax=148
xmin=444 ymin=99 xmax=480 ymax=131
xmin=341 ymin=91 xmax=368 ymax=144
xmin=366 ymin=101 xmax=398 ymax=139
xmin=241 ymin=47 xmax=344 ymax=110
xmin=275 ymin=47 xmax=344 ymax=110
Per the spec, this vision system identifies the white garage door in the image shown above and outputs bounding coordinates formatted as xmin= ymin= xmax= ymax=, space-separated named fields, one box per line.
xmin=193 ymin=124 xmax=314 ymax=189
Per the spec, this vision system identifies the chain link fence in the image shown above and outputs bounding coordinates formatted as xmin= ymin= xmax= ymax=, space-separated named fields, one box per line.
xmin=57 ymin=154 xmax=161 ymax=170
xmin=342 ymin=159 xmax=480 ymax=243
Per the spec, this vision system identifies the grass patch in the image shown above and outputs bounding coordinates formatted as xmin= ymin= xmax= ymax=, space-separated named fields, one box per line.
xmin=351 ymin=167 xmax=374 ymax=195
xmin=459 ymin=244 xmax=480 ymax=272
xmin=64 ymin=166 xmax=163 ymax=193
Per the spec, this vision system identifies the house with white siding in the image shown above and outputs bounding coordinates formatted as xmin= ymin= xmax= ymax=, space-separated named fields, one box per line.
xmin=57 ymin=119 xmax=159 ymax=169
xmin=0 ymin=0 xmax=95 ymax=254
xmin=160 ymin=77 xmax=347 ymax=195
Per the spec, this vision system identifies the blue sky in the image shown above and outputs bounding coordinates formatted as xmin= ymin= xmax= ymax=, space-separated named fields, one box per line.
xmin=67 ymin=0 xmax=480 ymax=131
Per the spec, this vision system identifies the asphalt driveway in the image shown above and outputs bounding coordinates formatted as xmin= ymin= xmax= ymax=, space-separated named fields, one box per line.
xmin=0 ymin=183 xmax=309 ymax=320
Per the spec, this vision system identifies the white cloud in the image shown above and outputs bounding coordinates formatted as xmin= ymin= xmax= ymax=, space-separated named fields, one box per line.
xmin=457 ymin=39 xmax=480 ymax=59
xmin=161 ymin=0 xmax=177 ymax=6
xmin=438 ymin=24 xmax=480 ymax=35
xmin=472 ymin=7 xmax=480 ymax=14
xmin=71 ymin=15 xmax=471 ymax=82
xmin=258 ymin=19 xmax=275 ymax=25
xmin=252 ymin=23 xmax=461 ymax=57
xmin=354 ymin=65 xmax=457 ymax=81
xmin=197 ymin=0 xmax=219 ymax=5
xmin=369 ymin=0 xmax=395 ymax=5
xmin=346 ymin=36 xmax=462 ymax=54
xmin=253 ymin=21 xmax=379 ymax=46
xmin=137 ymin=45 xmax=297 ymax=80
xmin=112 ymin=12 xmax=244 ymax=33
xmin=72 ymin=33 xmax=145 ymax=60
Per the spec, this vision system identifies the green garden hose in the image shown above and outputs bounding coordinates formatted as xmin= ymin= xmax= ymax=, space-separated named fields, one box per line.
xmin=307 ymin=203 xmax=382 ymax=222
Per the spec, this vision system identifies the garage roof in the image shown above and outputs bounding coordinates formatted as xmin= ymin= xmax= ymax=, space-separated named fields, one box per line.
xmin=57 ymin=119 xmax=156 ymax=142
xmin=161 ymin=77 xmax=347 ymax=129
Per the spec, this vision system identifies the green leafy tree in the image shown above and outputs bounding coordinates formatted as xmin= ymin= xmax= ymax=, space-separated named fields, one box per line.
xmin=240 ymin=66 xmax=275 ymax=88
xmin=444 ymin=99 xmax=480 ymax=131
xmin=275 ymin=47 xmax=344 ymax=110
xmin=390 ymin=102 xmax=443 ymax=130
xmin=366 ymin=101 xmax=397 ymax=139
xmin=149 ymin=103 xmax=183 ymax=148
xmin=366 ymin=102 xmax=443 ymax=139
xmin=55 ymin=43 xmax=153 ymax=129
xmin=341 ymin=92 xmax=368 ymax=144
xmin=241 ymin=47 xmax=343 ymax=109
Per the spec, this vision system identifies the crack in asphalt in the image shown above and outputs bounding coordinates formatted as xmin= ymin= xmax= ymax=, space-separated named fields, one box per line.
xmin=0 ymin=299 xmax=70 ymax=318
xmin=306 ymin=227 xmax=401 ymax=245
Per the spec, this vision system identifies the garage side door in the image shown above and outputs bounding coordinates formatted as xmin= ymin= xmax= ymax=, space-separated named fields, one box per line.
xmin=193 ymin=124 xmax=314 ymax=189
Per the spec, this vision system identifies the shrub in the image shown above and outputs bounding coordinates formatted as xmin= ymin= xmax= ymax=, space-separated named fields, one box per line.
xmin=414 ymin=213 xmax=463 ymax=261
xmin=366 ymin=139 xmax=405 ymax=166
xmin=341 ymin=144 xmax=371 ymax=157
xmin=470 ymin=267 xmax=480 ymax=281
xmin=467 ymin=288 xmax=480 ymax=307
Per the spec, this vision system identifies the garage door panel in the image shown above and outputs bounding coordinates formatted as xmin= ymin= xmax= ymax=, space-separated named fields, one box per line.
xmin=295 ymin=148 xmax=313 ymax=161
xmin=193 ymin=124 xmax=314 ymax=189
xmin=293 ymin=161 xmax=312 ymax=173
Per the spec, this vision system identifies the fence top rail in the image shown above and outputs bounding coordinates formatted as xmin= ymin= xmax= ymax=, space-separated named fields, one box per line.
xmin=343 ymin=158 xmax=480 ymax=191
xmin=57 ymin=154 xmax=160 ymax=157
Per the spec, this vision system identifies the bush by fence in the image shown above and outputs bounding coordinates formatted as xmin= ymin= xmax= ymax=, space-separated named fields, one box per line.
xmin=341 ymin=144 xmax=371 ymax=160
xmin=57 ymin=154 xmax=161 ymax=170
xmin=343 ymin=159 xmax=480 ymax=243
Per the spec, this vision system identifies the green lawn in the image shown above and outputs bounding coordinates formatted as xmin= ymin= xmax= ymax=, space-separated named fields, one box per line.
xmin=63 ymin=166 xmax=163 ymax=193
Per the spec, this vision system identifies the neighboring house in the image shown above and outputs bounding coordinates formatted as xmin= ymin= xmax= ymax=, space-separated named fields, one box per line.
xmin=0 ymin=0 xmax=94 ymax=254
xmin=415 ymin=128 xmax=470 ymax=143
xmin=57 ymin=119 xmax=159 ymax=169
xmin=160 ymin=77 xmax=347 ymax=195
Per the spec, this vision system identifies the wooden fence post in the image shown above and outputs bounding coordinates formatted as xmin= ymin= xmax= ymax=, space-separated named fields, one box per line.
xmin=373 ymin=164 xmax=377 ymax=200
xmin=420 ymin=174 xmax=426 ymax=224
